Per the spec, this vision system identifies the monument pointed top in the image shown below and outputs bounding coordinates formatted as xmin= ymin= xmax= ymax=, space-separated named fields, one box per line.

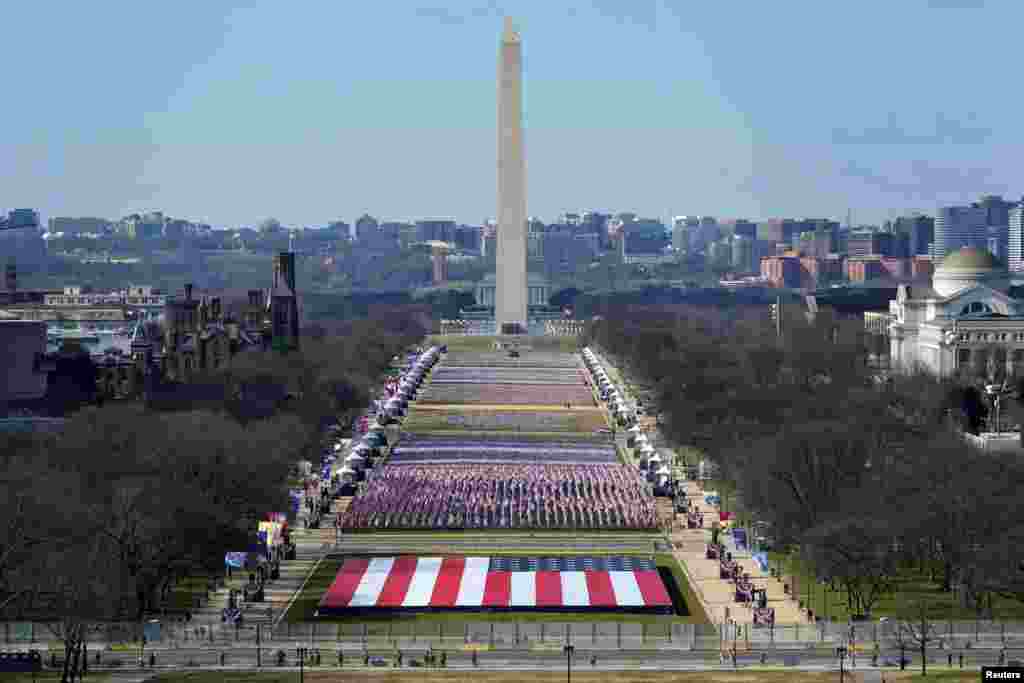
xmin=503 ymin=16 xmax=519 ymax=43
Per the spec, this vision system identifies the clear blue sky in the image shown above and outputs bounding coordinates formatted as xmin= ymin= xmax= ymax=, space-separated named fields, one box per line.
xmin=3 ymin=0 xmax=1020 ymax=228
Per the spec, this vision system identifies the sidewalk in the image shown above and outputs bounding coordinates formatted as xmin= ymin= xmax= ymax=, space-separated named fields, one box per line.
xmin=670 ymin=481 xmax=805 ymax=626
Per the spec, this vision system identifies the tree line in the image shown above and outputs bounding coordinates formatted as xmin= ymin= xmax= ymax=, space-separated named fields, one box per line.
xmin=0 ymin=316 xmax=425 ymax=683
xmin=584 ymin=304 xmax=1024 ymax=621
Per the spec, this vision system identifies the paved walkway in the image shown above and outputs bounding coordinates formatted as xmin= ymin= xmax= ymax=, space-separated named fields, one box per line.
xmin=670 ymin=480 xmax=805 ymax=626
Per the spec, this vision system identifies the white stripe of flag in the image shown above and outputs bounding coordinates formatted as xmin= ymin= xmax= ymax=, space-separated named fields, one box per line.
xmin=401 ymin=557 xmax=442 ymax=607
xmin=559 ymin=571 xmax=590 ymax=607
xmin=608 ymin=571 xmax=644 ymax=607
xmin=455 ymin=557 xmax=490 ymax=607
xmin=509 ymin=571 xmax=536 ymax=607
xmin=349 ymin=557 xmax=394 ymax=607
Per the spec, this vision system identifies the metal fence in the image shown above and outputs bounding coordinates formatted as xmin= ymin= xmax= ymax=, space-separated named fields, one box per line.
xmin=5 ymin=620 xmax=1024 ymax=652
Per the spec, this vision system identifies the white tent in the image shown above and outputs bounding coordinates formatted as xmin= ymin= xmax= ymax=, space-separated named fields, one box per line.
xmin=649 ymin=452 xmax=663 ymax=462
xmin=656 ymin=465 xmax=671 ymax=475
xmin=634 ymin=433 xmax=648 ymax=443
xmin=627 ymin=425 xmax=642 ymax=433
xmin=333 ymin=443 xmax=343 ymax=452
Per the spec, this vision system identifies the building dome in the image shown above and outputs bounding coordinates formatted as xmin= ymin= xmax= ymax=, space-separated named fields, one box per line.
xmin=933 ymin=247 xmax=1008 ymax=297
xmin=939 ymin=246 xmax=1001 ymax=270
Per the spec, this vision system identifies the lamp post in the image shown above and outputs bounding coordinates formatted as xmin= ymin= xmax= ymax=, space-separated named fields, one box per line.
xmin=563 ymin=645 xmax=574 ymax=683
xmin=730 ymin=619 xmax=738 ymax=668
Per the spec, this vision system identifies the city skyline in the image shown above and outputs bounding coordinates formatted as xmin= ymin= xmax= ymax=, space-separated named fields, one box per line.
xmin=4 ymin=1 xmax=1023 ymax=228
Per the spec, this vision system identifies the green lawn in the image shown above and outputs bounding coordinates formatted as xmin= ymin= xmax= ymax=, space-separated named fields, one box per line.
xmin=166 ymin=574 xmax=216 ymax=611
xmin=282 ymin=553 xmax=708 ymax=626
xmin=768 ymin=550 xmax=1024 ymax=621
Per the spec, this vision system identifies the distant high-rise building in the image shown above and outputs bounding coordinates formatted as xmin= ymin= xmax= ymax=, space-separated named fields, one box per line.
xmin=453 ymin=225 xmax=482 ymax=253
xmin=730 ymin=235 xmax=755 ymax=273
xmin=540 ymin=230 xmax=592 ymax=278
xmin=415 ymin=219 xmax=456 ymax=243
xmin=847 ymin=230 xmax=896 ymax=258
xmin=354 ymin=214 xmax=379 ymax=241
xmin=935 ymin=205 xmax=988 ymax=260
xmin=758 ymin=218 xmax=801 ymax=247
xmin=6 ymin=209 xmax=40 ymax=229
xmin=1009 ymin=205 xmax=1024 ymax=274
xmin=892 ymin=214 xmax=935 ymax=257
xmin=733 ymin=219 xmax=757 ymax=241
xmin=580 ymin=211 xmax=611 ymax=250
xmin=698 ymin=217 xmax=719 ymax=252
xmin=431 ymin=244 xmax=449 ymax=285
xmin=622 ymin=219 xmax=669 ymax=256
xmin=671 ymin=217 xmax=689 ymax=253
xmin=47 ymin=217 xmax=110 ymax=235
xmin=934 ymin=196 xmax=1013 ymax=260
xmin=327 ymin=221 xmax=351 ymax=238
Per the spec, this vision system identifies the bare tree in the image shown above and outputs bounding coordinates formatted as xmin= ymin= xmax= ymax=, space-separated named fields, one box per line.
xmin=896 ymin=594 xmax=944 ymax=676
xmin=803 ymin=516 xmax=898 ymax=617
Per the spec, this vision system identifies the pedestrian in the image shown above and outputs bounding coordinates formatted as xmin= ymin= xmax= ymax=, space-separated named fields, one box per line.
xmin=959 ymin=653 xmax=964 ymax=668
xmin=440 ymin=651 xmax=446 ymax=668
xmin=948 ymin=652 xmax=953 ymax=667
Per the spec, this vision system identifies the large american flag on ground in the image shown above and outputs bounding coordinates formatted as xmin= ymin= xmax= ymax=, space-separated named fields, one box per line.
xmin=317 ymin=556 xmax=672 ymax=612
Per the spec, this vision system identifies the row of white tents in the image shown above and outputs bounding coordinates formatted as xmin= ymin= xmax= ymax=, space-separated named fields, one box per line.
xmin=333 ymin=346 xmax=443 ymax=481
xmin=582 ymin=347 xmax=671 ymax=489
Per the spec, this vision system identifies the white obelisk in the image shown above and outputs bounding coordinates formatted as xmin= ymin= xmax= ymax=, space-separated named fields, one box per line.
xmin=495 ymin=16 xmax=527 ymax=333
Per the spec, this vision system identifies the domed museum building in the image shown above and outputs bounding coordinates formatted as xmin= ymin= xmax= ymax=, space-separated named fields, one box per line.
xmin=889 ymin=246 xmax=1024 ymax=378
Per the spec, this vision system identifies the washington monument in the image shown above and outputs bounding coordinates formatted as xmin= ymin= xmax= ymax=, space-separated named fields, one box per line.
xmin=495 ymin=17 xmax=527 ymax=333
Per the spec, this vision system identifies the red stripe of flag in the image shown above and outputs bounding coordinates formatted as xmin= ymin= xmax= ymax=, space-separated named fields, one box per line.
xmin=583 ymin=570 xmax=617 ymax=607
xmin=429 ymin=557 xmax=466 ymax=607
xmin=320 ymin=558 xmax=370 ymax=609
xmin=633 ymin=570 xmax=672 ymax=607
xmin=481 ymin=571 xmax=511 ymax=607
xmin=535 ymin=571 xmax=563 ymax=608
xmin=376 ymin=556 xmax=418 ymax=607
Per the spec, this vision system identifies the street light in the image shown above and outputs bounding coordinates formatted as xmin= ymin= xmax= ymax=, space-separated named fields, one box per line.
xmin=563 ymin=644 xmax=574 ymax=683
xmin=730 ymin=619 xmax=738 ymax=668
xmin=297 ymin=646 xmax=307 ymax=683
